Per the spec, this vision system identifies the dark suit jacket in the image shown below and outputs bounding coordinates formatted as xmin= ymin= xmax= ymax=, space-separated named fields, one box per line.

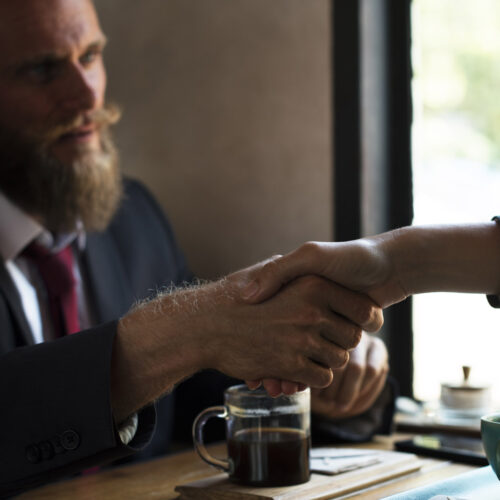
xmin=0 ymin=178 xmax=214 ymax=497
xmin=0 ymin=178 xmax=394 ymax=497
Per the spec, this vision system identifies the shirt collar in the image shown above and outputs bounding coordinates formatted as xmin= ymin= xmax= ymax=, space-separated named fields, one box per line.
xmin=0 ymin=191 xmax=86 ymax=261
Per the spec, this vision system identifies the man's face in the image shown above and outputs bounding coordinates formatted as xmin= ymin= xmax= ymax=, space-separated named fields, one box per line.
xmin=0 ymin=0 xmax=107 ymax=164
xmin=0 ymin=0 xmax=123 ymax=233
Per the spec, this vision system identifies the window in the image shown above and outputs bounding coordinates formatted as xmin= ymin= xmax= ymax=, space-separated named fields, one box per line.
xmin=412 ymin=0 xmax=500 ymax=403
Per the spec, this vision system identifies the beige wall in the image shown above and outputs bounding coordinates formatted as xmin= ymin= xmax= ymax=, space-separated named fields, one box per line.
xmin=96 ymin=0 xmax=332 ymax=279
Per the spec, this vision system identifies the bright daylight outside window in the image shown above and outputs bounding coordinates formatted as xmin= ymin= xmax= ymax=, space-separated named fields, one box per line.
xmin=412 ymin=0 xmax=500 ymax=407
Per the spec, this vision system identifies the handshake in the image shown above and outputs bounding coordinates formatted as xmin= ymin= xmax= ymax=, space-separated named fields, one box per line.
xmin=116 ymin=221 xmax=500 ymax=423
xmin=230 ymin=239 xmax=390 ymax=419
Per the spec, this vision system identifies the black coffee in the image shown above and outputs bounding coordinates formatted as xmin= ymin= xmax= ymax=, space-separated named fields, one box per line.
xmin=227 ymin=427 xmax=310 ymax=486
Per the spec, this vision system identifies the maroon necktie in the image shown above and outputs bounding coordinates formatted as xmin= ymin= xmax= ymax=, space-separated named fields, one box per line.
xmin=22 ymin=243 xmax=98 ymax=474
xmin=21 ymin=242 xmax=80 ymax=337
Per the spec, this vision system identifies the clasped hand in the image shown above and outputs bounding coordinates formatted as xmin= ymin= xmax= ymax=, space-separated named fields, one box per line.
xmin=239 ymin=248 xmax=388 ymax=419
xmin=207 ymin=269 xmax=381 ymax=389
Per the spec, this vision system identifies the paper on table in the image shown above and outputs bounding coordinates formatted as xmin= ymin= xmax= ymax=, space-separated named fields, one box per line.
xmin=310 ymin=447 xmax=382 ymax=475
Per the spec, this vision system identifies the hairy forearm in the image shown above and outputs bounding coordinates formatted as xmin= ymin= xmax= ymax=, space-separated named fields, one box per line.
xmin=110 ymin=287 xmax=208 ymax=423
xmin=385 ymin=222 xmax=500 ymax=297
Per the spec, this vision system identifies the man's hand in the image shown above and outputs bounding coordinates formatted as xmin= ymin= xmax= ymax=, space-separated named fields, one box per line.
xmin=111 ymin=259 xmax=381 ymax=421
xmin=206 ymin=270 xmax=379 ymax=385
xmin=311 ymin=333 xmax=388 ymax=419
xmin=246 ymin=333 xmax=388 ymax=408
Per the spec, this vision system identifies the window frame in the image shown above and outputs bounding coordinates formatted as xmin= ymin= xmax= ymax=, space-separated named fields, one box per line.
xmin=332 ymin=0 xmax=414 ymax=396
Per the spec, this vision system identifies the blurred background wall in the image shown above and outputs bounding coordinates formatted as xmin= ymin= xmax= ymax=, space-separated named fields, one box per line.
xmin=96 ymin=0 xmax=332 ymax=279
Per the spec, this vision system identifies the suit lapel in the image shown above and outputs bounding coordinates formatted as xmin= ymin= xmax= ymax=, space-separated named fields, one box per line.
xmin=0 ymin=261 xmax=35 ymax=345
xmin=83 ymin=232 xmax=135 ymax=324
xmin=0 ymin=231 xmax=135 ymax=345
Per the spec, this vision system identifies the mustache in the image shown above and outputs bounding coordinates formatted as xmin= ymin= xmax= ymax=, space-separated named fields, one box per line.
xmin=42 ymin=102 xmax=122 ymax=144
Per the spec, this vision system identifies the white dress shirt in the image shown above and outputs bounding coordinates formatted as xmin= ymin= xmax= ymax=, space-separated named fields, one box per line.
xmin=0 ymin=191 xmax=137 ymax=441
xmin=0 ymin=191 xmax=93 ymax=343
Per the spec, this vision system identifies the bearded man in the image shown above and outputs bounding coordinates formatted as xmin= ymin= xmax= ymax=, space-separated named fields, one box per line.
xmin=0 ymin=0 xmax=392 ymax=496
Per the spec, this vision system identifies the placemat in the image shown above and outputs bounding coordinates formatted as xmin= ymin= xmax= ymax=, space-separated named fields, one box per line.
xmin=175 ymin=449 xmax=421 ymax=499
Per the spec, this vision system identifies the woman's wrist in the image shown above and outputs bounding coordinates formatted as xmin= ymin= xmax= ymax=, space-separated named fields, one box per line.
xmin=383 ymin=223 xmax=500 ymax=297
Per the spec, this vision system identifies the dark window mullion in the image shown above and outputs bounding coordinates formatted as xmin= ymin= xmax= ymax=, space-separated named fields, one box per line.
xmin=332 ymin=0 xmax=362 ymax=242
xmin=332 ymin=0 xmax=414 ymax=397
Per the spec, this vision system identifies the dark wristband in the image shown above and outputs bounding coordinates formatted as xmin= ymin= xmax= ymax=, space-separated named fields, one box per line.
xmin=486 ymin=216 xmax=500 ymax=308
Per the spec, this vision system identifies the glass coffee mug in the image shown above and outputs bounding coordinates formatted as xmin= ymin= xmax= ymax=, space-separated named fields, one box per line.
xmin=193 ymin=384 xmax=311 ymax=487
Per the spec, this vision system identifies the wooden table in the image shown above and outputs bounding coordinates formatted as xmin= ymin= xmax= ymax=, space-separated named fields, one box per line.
xmin=17 ymin=434 xmax=478 ymax=499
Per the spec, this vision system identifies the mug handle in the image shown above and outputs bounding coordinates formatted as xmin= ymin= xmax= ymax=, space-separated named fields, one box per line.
xmin=192 ymin=405 xmax=230 ymax=472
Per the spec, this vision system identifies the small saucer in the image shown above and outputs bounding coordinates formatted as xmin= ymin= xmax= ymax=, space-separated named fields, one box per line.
xmin=435 ymin=405 xmax=491 ymax=426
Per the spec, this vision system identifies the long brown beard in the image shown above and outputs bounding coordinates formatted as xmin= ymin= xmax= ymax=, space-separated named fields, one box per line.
xmin=0 ymin=103 xmax=123 ymax=233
